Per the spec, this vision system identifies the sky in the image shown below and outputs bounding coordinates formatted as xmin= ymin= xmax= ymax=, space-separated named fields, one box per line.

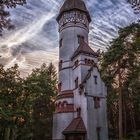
xmin=0 ymin=0 xmax=140 ymax=76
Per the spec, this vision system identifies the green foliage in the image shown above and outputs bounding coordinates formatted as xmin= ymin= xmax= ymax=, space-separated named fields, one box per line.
xmin=100 ymin=23 xmax=140 ymax=139
xmin=25 ymin=63 xmax=57 ymax=140
xmin=0 ymin=0 xmax=26 ymax=35
xmin=0 ymin=63 xmax=57 ymax=140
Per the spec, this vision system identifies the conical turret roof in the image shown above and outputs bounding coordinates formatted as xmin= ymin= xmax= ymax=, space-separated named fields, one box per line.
xmin=57 ymin=0 xmax=91 ymax=22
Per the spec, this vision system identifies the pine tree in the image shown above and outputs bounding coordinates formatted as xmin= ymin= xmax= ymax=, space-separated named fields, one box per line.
xmin=100 ymin=23 xmax=140 ymax=140
xmin=24 ymin=63 xmax=57 ymax=140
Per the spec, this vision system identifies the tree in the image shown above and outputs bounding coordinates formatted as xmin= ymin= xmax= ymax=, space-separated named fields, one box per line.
xmin=0 ymin=64 xmax=28 ymax=140
xmin=24 ymin=63 xmax=57 ymax=140
xmin=0 ymin=0 xmax=26 ymax=35
xmin=0 ymin=63 xmax=57 ymax=140
xmin=100 ymin=23 xmax=140 ymax=140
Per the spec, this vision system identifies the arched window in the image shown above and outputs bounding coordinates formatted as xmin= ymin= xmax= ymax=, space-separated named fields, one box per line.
xmin=85 ymin=59 xmax=96 ymax=66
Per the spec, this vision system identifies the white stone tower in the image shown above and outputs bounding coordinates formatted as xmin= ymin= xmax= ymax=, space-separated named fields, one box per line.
xmin=53 ymin=0 xmax=108 ymax=140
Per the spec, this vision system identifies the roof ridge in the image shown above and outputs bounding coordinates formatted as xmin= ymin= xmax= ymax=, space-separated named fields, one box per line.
xmin=63 ymin=117 xmax=86 ymax=134
xmin=77 ymin=117 xmax=85 ymax=129
xmin=71 ymin=41 xmax=98 ymax=60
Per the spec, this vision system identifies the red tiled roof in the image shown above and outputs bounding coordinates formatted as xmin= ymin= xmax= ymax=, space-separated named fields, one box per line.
xmin=57 ymin=0 xmax=91 ymax=22
xmin=56 ymin=92 xmax=74 ymax=100
xmin=63 ymin=117 xmax=86 ymax=134
xmin=71 ymin=41 xmax=98 ymax=60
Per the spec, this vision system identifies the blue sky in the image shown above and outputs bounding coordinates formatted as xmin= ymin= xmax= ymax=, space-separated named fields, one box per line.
xmin=0 ymin=0 xmax=140 ymax=76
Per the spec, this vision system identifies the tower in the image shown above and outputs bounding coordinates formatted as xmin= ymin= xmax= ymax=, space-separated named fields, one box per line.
xmin=53 ymin=0 xmax=108 ymax=140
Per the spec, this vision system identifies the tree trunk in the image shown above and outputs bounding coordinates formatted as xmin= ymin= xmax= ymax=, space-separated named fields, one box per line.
xmin=10 ymin=128 xmax=15 ymax=140
xmin=123 ymin=96 xmax=127 ymax=138
xmin=4 ymin=128 xmax=10 ymax=140
xmin=130 ymin=102 xmax=136 ymax=136
xmin=118 ymin=63 xmax=123 ymax=140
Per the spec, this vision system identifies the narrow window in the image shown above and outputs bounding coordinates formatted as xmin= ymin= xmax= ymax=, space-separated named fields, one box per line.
xmin=77 ymin=107 xmax=81 ymax=117
xmin=77 ymin=35 xmax=84 ymax=44
xmin=74 ymin=60 xmax=79 ymax=67
xmin=88 ymin=59 xmax=91 ymax=64
xmin=75 ymin=77 xmax=78 ymax=89
xmin=85 ymin=58 xmax=88 ymax=64
xmin=97 ymin=127 xmax=101 ymax=140
xmin=94 ymin=97 xmax=100 ymax=109
xmin=94 ymin=75 xmax=98 ymax=85
xmin=92 ymin=60 xmax=95 ymax=65
xmin=59 ymin=60 xmax=63 ymax=70
xmin=59 ymin=39 xmax=63 ymax=48
xmin=58 ymin=82 xmax=62 ymax=92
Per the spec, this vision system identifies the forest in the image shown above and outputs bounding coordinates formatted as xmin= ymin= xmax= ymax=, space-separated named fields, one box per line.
xmin=100 ymin=23 xmax=140 ymax=140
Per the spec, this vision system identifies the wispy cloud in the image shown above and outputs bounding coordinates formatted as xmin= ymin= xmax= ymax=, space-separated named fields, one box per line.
xmin=0 ymin=0 xmax=140 ymax=76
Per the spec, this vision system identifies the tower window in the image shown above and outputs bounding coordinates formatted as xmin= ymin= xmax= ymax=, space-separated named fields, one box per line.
xmin=85 ymin=58 xmax=88 ymax=64
xmin=94 ymin=97 xmax=100 ymax=109
xmin=59 ymin=39 xmax=63 ymax=48
xmin=77 ymin=35 xmax=84 ymax=44
xmin=92 ymin=60 xmax=95 ymax=65
xmin=59 ymin=60 xmax=63 ymax=70
xmin=58 ymin=82 xmax=62 ymax=92
xmin=94 ymin=76 xmax=98 ymax=85
xmin=88 ymin=59 xmax=91 ymax=64
xmin=77 ymin=107 xmax=81 ymax=117
xmin=96 ymin=127 xmax=101 ymax=140
xmin=75 ymin=77 xmax=79 ymax=89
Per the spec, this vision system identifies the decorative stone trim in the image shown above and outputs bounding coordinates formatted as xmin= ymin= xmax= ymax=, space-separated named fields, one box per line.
xmin=55 ymin=103 xmax=74 ymax=113
xmin=57 ymin=91 xmax=74 ymax=100
xmin=61 ymin=66 xmax=73 ymax=70
xmin=72 ymin=63 xmax=98 ymax=70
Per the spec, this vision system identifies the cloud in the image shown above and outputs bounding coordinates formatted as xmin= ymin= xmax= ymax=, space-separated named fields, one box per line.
xmin=0 ymin=0 xmax=140 ymax=76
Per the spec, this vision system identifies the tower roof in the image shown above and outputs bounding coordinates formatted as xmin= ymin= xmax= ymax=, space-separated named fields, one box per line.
xmin=71 ymin=41 xmax=98 ymax=60
xmin=57 ymin=0 xmax=91 ymax=22
xmin=63 ymin=117 xmax=86 ymax=134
